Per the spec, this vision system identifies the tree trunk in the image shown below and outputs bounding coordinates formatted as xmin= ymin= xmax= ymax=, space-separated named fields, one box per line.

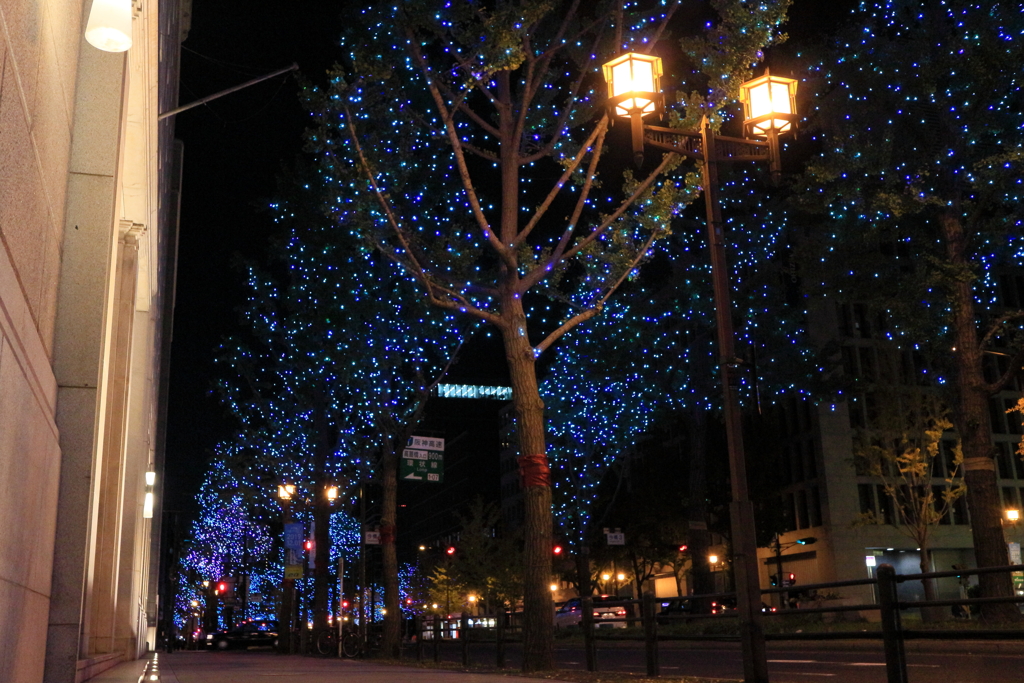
xmin=687 ymin=406 xmax=714 ymax=614
xmin=918 ymin=544 xmax=944 ymax=623
xmin=940 ymin=212 xmax=1020 ymax=622
xmin=575 ymin=545 xmax=592 ymax=597
xmin=380 ymin=438 xmax=402 ymax=658
xmin=312 ymin=391 xmax=333 ymax=639
xmin=500 ymin=307 xmax=554 ymax=672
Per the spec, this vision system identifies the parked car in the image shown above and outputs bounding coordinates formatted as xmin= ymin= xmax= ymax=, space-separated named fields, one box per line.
xmin=207 ymin=620 xmax=279 ymax=650
xmin=656 ymin=598 xmax=694 ymax=625
xmin=553 ymin=596 xmax=627 ymax=629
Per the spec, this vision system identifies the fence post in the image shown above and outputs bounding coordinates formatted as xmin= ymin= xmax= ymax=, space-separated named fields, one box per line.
xmin=581 ymin=596 xmax=597 ymax=672
xmin=877 ymin=564 xmax=908 ymax=683
xmin=432 ymin=615 xmax=441 ymax=663
xmin=414 ymin=615 xmax=423 ymax=661
xmin=643 ymin=593 xmax=660 ymax=676
xmin=495 ymin=610 xmax=506 ymax=669
xmin=461 ymin=611 xmax=470 ymax=666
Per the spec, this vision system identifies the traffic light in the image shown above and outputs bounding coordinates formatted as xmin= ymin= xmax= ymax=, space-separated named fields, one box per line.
xmin=553 ymin=545 xmax=564 ymax=556
xmin=446 ymin=546 xmax=456 ymax=556
xmin=770 ymin=574 xmax=779 ymax=587
xmin=796 ymin=537 xmax=817 ymax=545
xmin=787 ymin=572 xmax=796 ymax=586
xmin=215 ymin=579 xmax=235 ymax=599
xmin=678 ymin=544 xmax=688 ymax=552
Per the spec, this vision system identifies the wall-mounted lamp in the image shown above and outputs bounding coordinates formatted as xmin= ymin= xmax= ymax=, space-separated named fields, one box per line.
xmin=85 ymin=0 xmax=134 ymax=53
xmin=143 ymin=469 xmax=156 ymax=518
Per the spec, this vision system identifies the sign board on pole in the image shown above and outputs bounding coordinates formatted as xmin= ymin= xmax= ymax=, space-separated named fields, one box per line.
xmin=606 ymin=532 xmax=625 ymax=546
xmin=400 ymin=436 xmax=444 ymax=482
xmin=1009 ymin=543 xmax=1023 ymax=595
xmin=364 ymin=530 xmax=381 ymax=545
xmin=408 ymin=435 xmax=445 ymax=451
xmin=284 ymin=523 xmax=303 ymax=551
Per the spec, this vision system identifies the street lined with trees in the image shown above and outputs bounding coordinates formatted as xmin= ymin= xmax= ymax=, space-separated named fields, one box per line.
xmin=171 ymin=1 xmax=1024 ymax=677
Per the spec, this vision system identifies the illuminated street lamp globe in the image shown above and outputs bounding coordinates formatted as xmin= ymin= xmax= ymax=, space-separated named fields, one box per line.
xmin=739 ymin=70 xmax=798 ymax=137
xmin=602 ymin=52 xmax=663 ymax=118
xmin=601 ymin=52 xmax=664 ymax=166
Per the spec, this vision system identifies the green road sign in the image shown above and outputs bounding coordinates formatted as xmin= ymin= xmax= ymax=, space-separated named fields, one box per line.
xmin=400 ymin=447 xmax=443 ymax=482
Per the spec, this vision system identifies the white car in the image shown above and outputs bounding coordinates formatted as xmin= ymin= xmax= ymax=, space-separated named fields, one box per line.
xmin=553 ymin=596 xmax=627 ymax=629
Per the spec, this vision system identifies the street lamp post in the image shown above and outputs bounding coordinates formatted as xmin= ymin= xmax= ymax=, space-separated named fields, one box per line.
xmin=603 ymin=55 xmax=798 ymax=683
xmin=277 ymin=484 xmax=299 ymax=653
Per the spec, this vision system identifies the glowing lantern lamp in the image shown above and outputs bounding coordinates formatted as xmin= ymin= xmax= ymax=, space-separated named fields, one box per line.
xmin=739 ymin=70 xmax=798 ymax=137
xmin=602 ymin=52 xmax=663 ymax=117
xmin=85 ymin=0 xmax=134 ymax=53
xmin=602 ymin=52 xmax=664 ymax=167
xmin=739 ymin=69 xmax=797 ymax=180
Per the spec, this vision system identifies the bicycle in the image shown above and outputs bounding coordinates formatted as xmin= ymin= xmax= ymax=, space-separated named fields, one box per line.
xmin=341 ymin=628 xmax=363 ymax=658
xmin=314 ymin=628 xmax=338 ymax=656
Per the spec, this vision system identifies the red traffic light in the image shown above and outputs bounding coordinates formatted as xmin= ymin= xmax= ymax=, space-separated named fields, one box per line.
xmin=446 ymin=546 xmax=456 ymax=555
xmin=304 ymin=540 xmax=313 ymax=551
xmin=341 ymin=600 xmax=349 ymax=609
xmin=678 ymin=545 xmax=688 ymax=552
xmin=553 ymin=545 xmax=563 ymax=555
xmin=217 ymin=582 xmax=227 ymax=593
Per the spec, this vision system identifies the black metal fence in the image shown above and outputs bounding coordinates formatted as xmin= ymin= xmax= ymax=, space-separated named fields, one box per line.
xmin=409 ymin=563 xmax=1024 ymax=681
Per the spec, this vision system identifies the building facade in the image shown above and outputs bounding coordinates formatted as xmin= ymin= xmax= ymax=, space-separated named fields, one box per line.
xmin=757 ymin=297 xmax=1024 ymax=611
xmin=0 ymin=1 xmax=184 ymax=681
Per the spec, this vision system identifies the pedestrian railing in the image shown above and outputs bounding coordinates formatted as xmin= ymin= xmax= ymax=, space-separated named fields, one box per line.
xmin=410 ymin=563 xmax=1024 ymax=681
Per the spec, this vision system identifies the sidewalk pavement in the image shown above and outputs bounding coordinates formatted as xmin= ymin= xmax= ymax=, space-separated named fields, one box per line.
xmin=156 ymin=651 xmax=537 ymax=683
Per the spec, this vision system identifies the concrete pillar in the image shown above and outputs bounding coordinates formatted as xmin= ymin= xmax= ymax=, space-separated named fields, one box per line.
xmin=43 ymin=37 xmax=129 ymax=683
xmin=88 ymin=221 xmax=144 ymax=655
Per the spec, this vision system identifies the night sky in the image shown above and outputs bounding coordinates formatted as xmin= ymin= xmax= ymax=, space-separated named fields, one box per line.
xmin=163 ymin=0 xmax=858 ymax=518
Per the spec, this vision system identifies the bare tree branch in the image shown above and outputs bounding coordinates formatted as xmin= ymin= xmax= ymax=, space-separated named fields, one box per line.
xmin=560 ymin=152 xmax=679 ymax=262
xmin=406 ymin=32 xmax=516 ymax=272
xmin=513 ymin=119 xmax=607 ymax=248
xmin=985 ymin=344 xmax=1024 ymax=396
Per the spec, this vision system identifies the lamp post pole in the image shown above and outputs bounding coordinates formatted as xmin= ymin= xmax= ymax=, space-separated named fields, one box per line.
xmin=602 ymin=54 xmax=799 ymax=683
xmin=697 ymin=116 xmax=768 ymax=681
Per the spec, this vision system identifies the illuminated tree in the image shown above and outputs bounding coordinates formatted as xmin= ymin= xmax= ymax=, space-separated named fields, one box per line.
xmin=216 ymin=177 xmax=462 ymax=653
xmin=798 ymin=0 xmax=1024 ymax=618
xmin=544 ymin=160 xmax=815 ymax=600
xmin=308 ymin=0 xmax=791 ymax=666
xmin=176 ymin=457 xmax=277 ymax=631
